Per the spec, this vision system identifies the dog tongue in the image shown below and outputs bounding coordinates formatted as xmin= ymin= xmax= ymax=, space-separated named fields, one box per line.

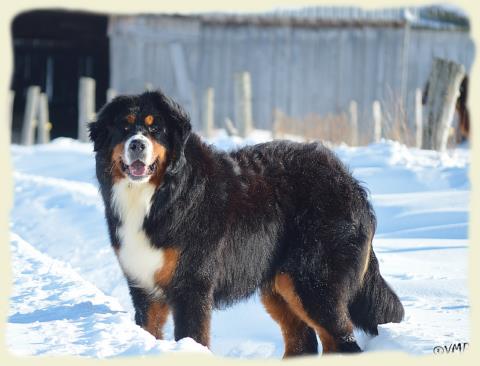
xmin=129 ymin=161 xmax=147 ymax=176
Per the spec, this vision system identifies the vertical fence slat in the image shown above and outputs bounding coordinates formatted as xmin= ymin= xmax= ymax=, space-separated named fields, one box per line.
xmin=415 ymin=88 xmax=423 ymax=148
xmin=37 ymin=93 xmax=50 ymax=144
xmin=422 ymin=58 xmax=465 ymax=151
xmin=349 ymin=100 xmax=358 ymax=146
xmin=7 ymin=90 xmax=14 ymax=143
xmin=373 ymin=100 xmax=382 ymax=143
xmin=224 ymin=117 xmax=238 ymax=137
xmin=107 ymin=88 xmax=117 ymax=103
xmin=144 ymin=82 xmax=154 ymax=91
xmin=234 ymin=71 xmax=253 ymax=138
xmin=202 ymin=87 xmax=215 ymax=138
xmin=78 ymin=77 xmax=96 ymax=142
xmin=21 ymin=86 xmax=41 ymax=146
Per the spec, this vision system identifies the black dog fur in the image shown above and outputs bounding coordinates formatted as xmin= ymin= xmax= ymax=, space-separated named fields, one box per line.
xmin=89 ymin=90 xmax=404 ymax=357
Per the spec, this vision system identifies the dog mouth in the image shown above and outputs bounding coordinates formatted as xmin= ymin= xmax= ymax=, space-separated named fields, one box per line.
xmin=120 ymin=159 xmax=157 ymax=180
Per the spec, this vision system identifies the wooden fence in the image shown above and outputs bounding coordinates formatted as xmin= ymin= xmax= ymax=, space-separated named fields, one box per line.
xmin=19 ymin=86 xmax=51 ymax=145
xmin=13 ymin=61 xmax=466 ymax=151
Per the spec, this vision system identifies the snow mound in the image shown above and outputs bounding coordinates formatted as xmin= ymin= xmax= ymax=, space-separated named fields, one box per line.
xmin=7 ymin=233 xmax=210 ymax=357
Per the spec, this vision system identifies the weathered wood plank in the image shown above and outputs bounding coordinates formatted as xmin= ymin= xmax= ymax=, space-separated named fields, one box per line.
xmin=7 ymin=90 xmax=14 ymax=143
xmin=37 ymin=93 xmax=50 ymax=144
xmin=422 ymin=58 xmax=465 ymax=151
xmin=202 ymin=87 xmax=215 ymax=137
xmin=373 ymin=100 xmax=382 ymax=143
xmin=234 ymin=72 xmax=253 ymax=137
xmin=21 ymin=86 xmax=40 ymax=146
xmin=415 ymin=88 xmax=423 ymax=148
xmin=78 ymin=77 xmax=95 ymax=142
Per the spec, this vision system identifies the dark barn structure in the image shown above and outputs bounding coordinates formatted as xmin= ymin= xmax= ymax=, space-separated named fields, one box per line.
xmin=10 ymin=10 xmax=109 ymax=141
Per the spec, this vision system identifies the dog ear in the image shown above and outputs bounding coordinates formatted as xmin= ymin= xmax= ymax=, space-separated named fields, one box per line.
xmin=88 ymin=105 xmax=111 ymax=152
xmin=88 ymin=120 xmax=108 ymax=152
xmin=89 ymin=96 xmax=131 ymax=152
xmin=147 ymin=91 xmax=192 ymax=174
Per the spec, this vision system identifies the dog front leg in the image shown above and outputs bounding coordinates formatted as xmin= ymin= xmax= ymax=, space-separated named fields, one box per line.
xmin=128 ymin=283 xmax=169 ymax=339
xmin=171 ymin=286 xmax=212 ymax=347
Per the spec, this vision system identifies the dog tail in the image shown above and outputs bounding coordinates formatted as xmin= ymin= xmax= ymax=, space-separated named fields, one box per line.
xmin=348 ymin=248 xmax=404 ymax=335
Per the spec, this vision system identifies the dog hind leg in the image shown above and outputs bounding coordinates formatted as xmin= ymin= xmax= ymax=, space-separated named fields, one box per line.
xmin=274 ymin=273 xmax=361 ymax=354
xmin=261 ymin=289 xmax=318 ymax=358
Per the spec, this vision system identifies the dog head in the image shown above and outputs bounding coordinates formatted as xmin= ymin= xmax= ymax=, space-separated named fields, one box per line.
xmin=89 ymin=90 xmax=191 ymax=185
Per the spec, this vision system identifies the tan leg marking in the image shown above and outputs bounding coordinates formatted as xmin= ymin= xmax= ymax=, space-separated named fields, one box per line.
xmin=261 ymin=290 xmax=315 ymax=357
xmin=274 ymin=273 xmax=338 ymax=353
xmin=144 ymin=302 xmax=169 ymax=339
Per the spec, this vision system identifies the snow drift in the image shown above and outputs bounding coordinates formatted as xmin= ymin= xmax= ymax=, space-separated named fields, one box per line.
xmin=7 ymin=133 xmax=470 ymax=358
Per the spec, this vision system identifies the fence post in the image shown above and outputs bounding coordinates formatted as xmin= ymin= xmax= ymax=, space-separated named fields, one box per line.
xmin=37 ymin=93 xmax=50 ymax=144
xmin=415 ymin=88 xmax=423 ymax=148
xmin=272 ymin=109 xmax=283 ymax=140
xmin=21 ymin=86 xmax=41 ymax=145
xmin=202 ymin=87 xmax=215 ymax=138
xmin=349 ymin=100 xmax=358 ymax=146
xmin=145 ymin=82 xmax=153 ymax=91
xmin=7 ymin=90 xmax=14 ymax=143
xmin=234 ymin=72 xmax=253 ymax=138
xmin=373 ymin=100 xmax=382 ymax=143
xmin=78 ymin=77 xmax=96 ymax=142
xmin=224 ymin=118 xmax=239 ymax=137
xmin=422 ymin=58 xmax=465 ymax=151
xmin=107 ymin=88 xmax=117 ymax=103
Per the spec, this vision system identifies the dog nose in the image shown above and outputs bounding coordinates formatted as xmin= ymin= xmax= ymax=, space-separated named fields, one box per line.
xmin=129 ymin=139 xmax=146 ymax=152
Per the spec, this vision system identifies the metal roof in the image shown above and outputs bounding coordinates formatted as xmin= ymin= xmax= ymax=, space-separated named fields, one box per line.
xmin=172 ymin=4 xmax=470 ymax=30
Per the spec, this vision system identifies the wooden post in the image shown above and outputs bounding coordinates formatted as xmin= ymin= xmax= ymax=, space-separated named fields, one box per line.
xmin=234 ymin=72 xmax=253 ymax=138
xmin=422 ymin=58 xmax=465 ymax=151
xmin=7 ymin=90 xmax=14 ymax=143
xmin=400 ymin=21 xmax=411 ymax=112
xmin=349 ymin=100 xmax=358 ymax=146
xmin=272 ymin=109 xmax=283 ymax=140
xmin=78 ymin=77 xmax=96 ymax=142
xmin=37 ymin=93 xmax=50 ymax=144
xmin=145 ymin=82 xmax=153 ymax=91
xmin=373 ymin=100 xmax=382 ymax=143
xmin=21 ymin=86 xmax=40 ymax=145
xmin=415 ymin=88 xmax=423 ymax=148
xmin=202 ymin=87 xmax=215 ymax=138
xmin=107 ymin=88 xmax=117 ymax=103
xmin=224 ymin=118 xmax=239 ymax=137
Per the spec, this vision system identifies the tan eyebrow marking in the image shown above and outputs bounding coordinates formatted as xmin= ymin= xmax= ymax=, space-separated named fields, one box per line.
xmin=145 ymin=115 xmax=154 ymax=126
xmin=126 ymin=114 xmax=136 ymax=124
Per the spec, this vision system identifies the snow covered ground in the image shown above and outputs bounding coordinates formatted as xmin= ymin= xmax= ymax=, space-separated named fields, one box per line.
xmin=7 ymin=131 xmax=470 ymax=358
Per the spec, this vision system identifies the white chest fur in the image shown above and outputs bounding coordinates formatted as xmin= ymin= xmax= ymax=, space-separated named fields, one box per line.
xmin=111 ymin=180 xmax=164 ymax=296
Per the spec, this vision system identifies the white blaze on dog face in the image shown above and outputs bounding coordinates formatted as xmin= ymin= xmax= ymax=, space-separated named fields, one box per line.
xmin=120 ymin=133 xmax=156 ymax=184
xmin=124 ymin=133 xmax=154 ymax=166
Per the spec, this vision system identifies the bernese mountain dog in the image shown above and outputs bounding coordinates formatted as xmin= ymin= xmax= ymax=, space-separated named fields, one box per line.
xmin=89 ymin=90 xmax=404 ymax=357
